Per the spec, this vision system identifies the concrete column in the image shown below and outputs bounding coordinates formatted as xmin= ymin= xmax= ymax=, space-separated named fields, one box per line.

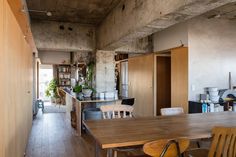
xmin=95 ymin=50 xmax=116 ymax=93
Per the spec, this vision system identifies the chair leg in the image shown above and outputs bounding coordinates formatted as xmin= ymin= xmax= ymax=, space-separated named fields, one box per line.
xmin=196 ymin=141 xmax=200 ymax=148
xmin=114 ymin=150 xmax=117 ymax=157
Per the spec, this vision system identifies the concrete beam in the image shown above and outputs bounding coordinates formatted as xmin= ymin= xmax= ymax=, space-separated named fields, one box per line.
xmin=31 ymin=20 xmax=96 ymax=52
xmin=97 ymin=0 xmax=236 ymax=50
xmin=115 ymin=36 xmax=153 ymax=54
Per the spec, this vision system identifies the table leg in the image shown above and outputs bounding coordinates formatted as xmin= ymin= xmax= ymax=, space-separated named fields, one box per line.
xmin=106 ymin=149 xmax=113 ymax=157
xmin=95 ymin=141 xmax=100 ymax=157
xmin=76 ymin=101 xmax=82 ymax=136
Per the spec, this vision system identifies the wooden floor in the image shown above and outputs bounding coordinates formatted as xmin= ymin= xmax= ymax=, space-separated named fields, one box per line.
xmin=26 ymin=111 xmax=95 ymax=157
xmin=25 ymin=110 xmax=208 ymax=157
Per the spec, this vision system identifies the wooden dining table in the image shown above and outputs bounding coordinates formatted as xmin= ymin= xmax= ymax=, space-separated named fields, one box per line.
xmin=83 ymin=111 xmax=236 ymax=157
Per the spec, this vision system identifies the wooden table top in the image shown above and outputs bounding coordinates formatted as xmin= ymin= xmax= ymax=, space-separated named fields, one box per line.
xmin=84 ymin=112 xmax=236 ymax=149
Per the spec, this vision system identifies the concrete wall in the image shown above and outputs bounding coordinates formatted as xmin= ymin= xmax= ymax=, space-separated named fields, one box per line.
xmin=153 ymin=22 xmax=188 ymax=52
xmin=95 ymin=50 xmax=116 ymax=93
xmin=188 ymin=17 xmax=236 ymax=101
xmin=39 ymin=51 xmax=70 ymax=64
xmin=39 ymin=51 xmax=94 ymax=65
xmin=31 ymin=20 xmax=95 ymax=51
xmin=116 ymin=36 xmax=153 ymax=53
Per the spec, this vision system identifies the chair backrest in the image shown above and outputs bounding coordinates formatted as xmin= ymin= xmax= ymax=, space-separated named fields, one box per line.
xmin=160 ymin=107 xmax=184 ymax=116
xmin=208 ymin=126 xmax=236 ymax=157
xmin=143 ymin=138 xmax=190 ymax=157
xmin=121 ymin=98 xmax=135 ymax=106
xmin=57 ymin=87 xmax=65 ymax=98
xmin=100 ymin=104 xmax=134 ymax=119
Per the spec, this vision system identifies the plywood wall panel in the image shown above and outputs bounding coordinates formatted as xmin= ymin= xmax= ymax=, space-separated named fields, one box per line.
xmin=0 ymin=1 xmax=33 ymax=157
xmin=0 ymin=0 xmax=4 ymax=156
xmin=171 ymin=47 xmax=188 ymax=113
xmin=128 ymin=54 xmax=154 ymax=117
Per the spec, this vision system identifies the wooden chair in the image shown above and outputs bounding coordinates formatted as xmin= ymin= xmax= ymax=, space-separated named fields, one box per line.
xmin=100 ymin=104 xmax=135 ymax=157
xmin=121 ymin=98 xmax=135 ymax=106
xmin=100 ymin=104 xmax=133 ymax=119
xmin=160 ymin=107 xmax=184 ymax=116
xmin=160 ymin=107 xmax=201 ymax=149
xmin=143 ymin=138 xmax=190 ymax=157
xmin=56 ymin=87 xmax=66 ymax=106
xmin=185 ymin=126 xmax=236 ymax=157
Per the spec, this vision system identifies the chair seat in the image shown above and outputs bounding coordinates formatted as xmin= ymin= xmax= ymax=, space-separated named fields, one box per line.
xmin=184 ymin=148 xmax=209 ymax=157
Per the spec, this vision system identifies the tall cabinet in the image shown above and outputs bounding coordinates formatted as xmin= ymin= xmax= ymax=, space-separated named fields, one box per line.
xmin=128 ymin=54 xmax=154 ymax=117
xmin=171 ymin=47 xmax=188 ymax=113
xmin=128 ymin=47 xmax=188 ymax=117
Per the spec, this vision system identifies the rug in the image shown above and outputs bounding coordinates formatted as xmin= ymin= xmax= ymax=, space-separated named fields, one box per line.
xmin=43 ymin=105 xmax=66 ymax=113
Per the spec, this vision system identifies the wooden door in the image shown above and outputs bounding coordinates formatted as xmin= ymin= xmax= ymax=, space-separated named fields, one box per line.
xmin=128 ymin=54 xmax=154 ymax=117
xmin=171 ymin=47 xmax=188 ymax=113
xmin=156 ymin=56 xmax=171 ymax=115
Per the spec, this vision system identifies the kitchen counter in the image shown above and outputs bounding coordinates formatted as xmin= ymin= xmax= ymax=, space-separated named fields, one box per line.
xmin=189 ymin=101 xmax=229 ymax=113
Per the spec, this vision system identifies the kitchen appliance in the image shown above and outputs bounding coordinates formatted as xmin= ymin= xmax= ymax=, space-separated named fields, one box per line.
xmin=120 ymin=61 xmax=128 ymax=97
xmin=219 ymin=89 xmax=236 ymax=100
xmin=207 ymin=87 xmax=219 ymax=102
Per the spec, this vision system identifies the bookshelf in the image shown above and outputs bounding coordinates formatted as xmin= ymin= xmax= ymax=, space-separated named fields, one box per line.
xmin=57 ymin=65 xmax=71 ymax=87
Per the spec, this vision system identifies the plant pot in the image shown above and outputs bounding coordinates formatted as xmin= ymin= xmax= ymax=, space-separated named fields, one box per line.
xmin=82 ymin=89 xmax=93 ymax=98
xmin=76 ymin=92 xmax=84 ymax=100
xmin=51 ymin=97 xmax=56 ymax=103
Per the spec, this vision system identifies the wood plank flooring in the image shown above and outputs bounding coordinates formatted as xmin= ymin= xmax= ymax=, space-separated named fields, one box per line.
xmin=25 ymin=110 xmax=206 ymax=157
xmin=26 ymin=111 xmax=95 ymax=157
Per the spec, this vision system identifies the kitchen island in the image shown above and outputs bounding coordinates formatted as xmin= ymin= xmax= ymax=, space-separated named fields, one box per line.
xmin=62 ymin=88 xmax=122 ymax=136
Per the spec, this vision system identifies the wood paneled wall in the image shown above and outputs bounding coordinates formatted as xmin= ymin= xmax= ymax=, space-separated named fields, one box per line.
xmin=128 ymin=54 xmax=154 ymax=117
xmin=171 ymin=47 xmax=188 ymax=113
xmin=0 ymin=1 xmax=33 ymax=157
xmin=0 ymin=0 xmax=4 ymax=156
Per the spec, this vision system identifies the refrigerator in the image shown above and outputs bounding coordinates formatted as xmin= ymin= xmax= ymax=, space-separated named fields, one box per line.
xmin=120 ymin=61 xmax=128 ymax=97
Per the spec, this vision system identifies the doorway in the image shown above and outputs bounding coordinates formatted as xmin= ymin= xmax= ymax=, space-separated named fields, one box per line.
xmin=156 ymin=55 xmax=171 ymax=115
xmin=39 ymin=64 xmax=53 ymax=102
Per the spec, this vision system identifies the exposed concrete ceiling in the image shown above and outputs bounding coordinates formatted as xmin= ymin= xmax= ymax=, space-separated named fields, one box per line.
xmin=204 ymin=2 xmax=236 ymax=20
xmin=26 ymin=0 xmax=121 ymax=25
xmin=97 ymin=0 xmax=236 ymax=50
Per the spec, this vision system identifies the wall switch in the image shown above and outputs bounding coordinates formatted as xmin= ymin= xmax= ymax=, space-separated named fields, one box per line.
xmin=191 ymin=84 xmax=196 ymax=91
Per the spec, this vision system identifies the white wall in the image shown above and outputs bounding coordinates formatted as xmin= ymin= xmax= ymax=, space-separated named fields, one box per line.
xmin=188 ymin=17 xmax=236 ymax=101
xmin=153 ymin=22 xmax=188 ymax=52
xmin=153 ymin=16 xmax=236 ymax=101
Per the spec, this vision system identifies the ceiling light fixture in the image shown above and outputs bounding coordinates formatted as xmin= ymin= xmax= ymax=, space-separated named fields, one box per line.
xmin=46 ymin=11 xmax=52 ymax=17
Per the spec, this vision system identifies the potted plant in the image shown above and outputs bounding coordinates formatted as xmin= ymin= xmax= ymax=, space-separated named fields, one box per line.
xmin=82 ymin=62 xmax=96 ymax=98
xmin=45 ymin=79 xmax=59 ymax=102
xmin=73 ymin=84 xmax=83 ymax=99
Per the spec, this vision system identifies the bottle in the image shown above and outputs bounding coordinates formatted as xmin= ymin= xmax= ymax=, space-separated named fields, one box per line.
xmin=210 ymin=103 xmax=215 ymax=112
xmin=202 ymin=103 xmax=208 ymax=113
